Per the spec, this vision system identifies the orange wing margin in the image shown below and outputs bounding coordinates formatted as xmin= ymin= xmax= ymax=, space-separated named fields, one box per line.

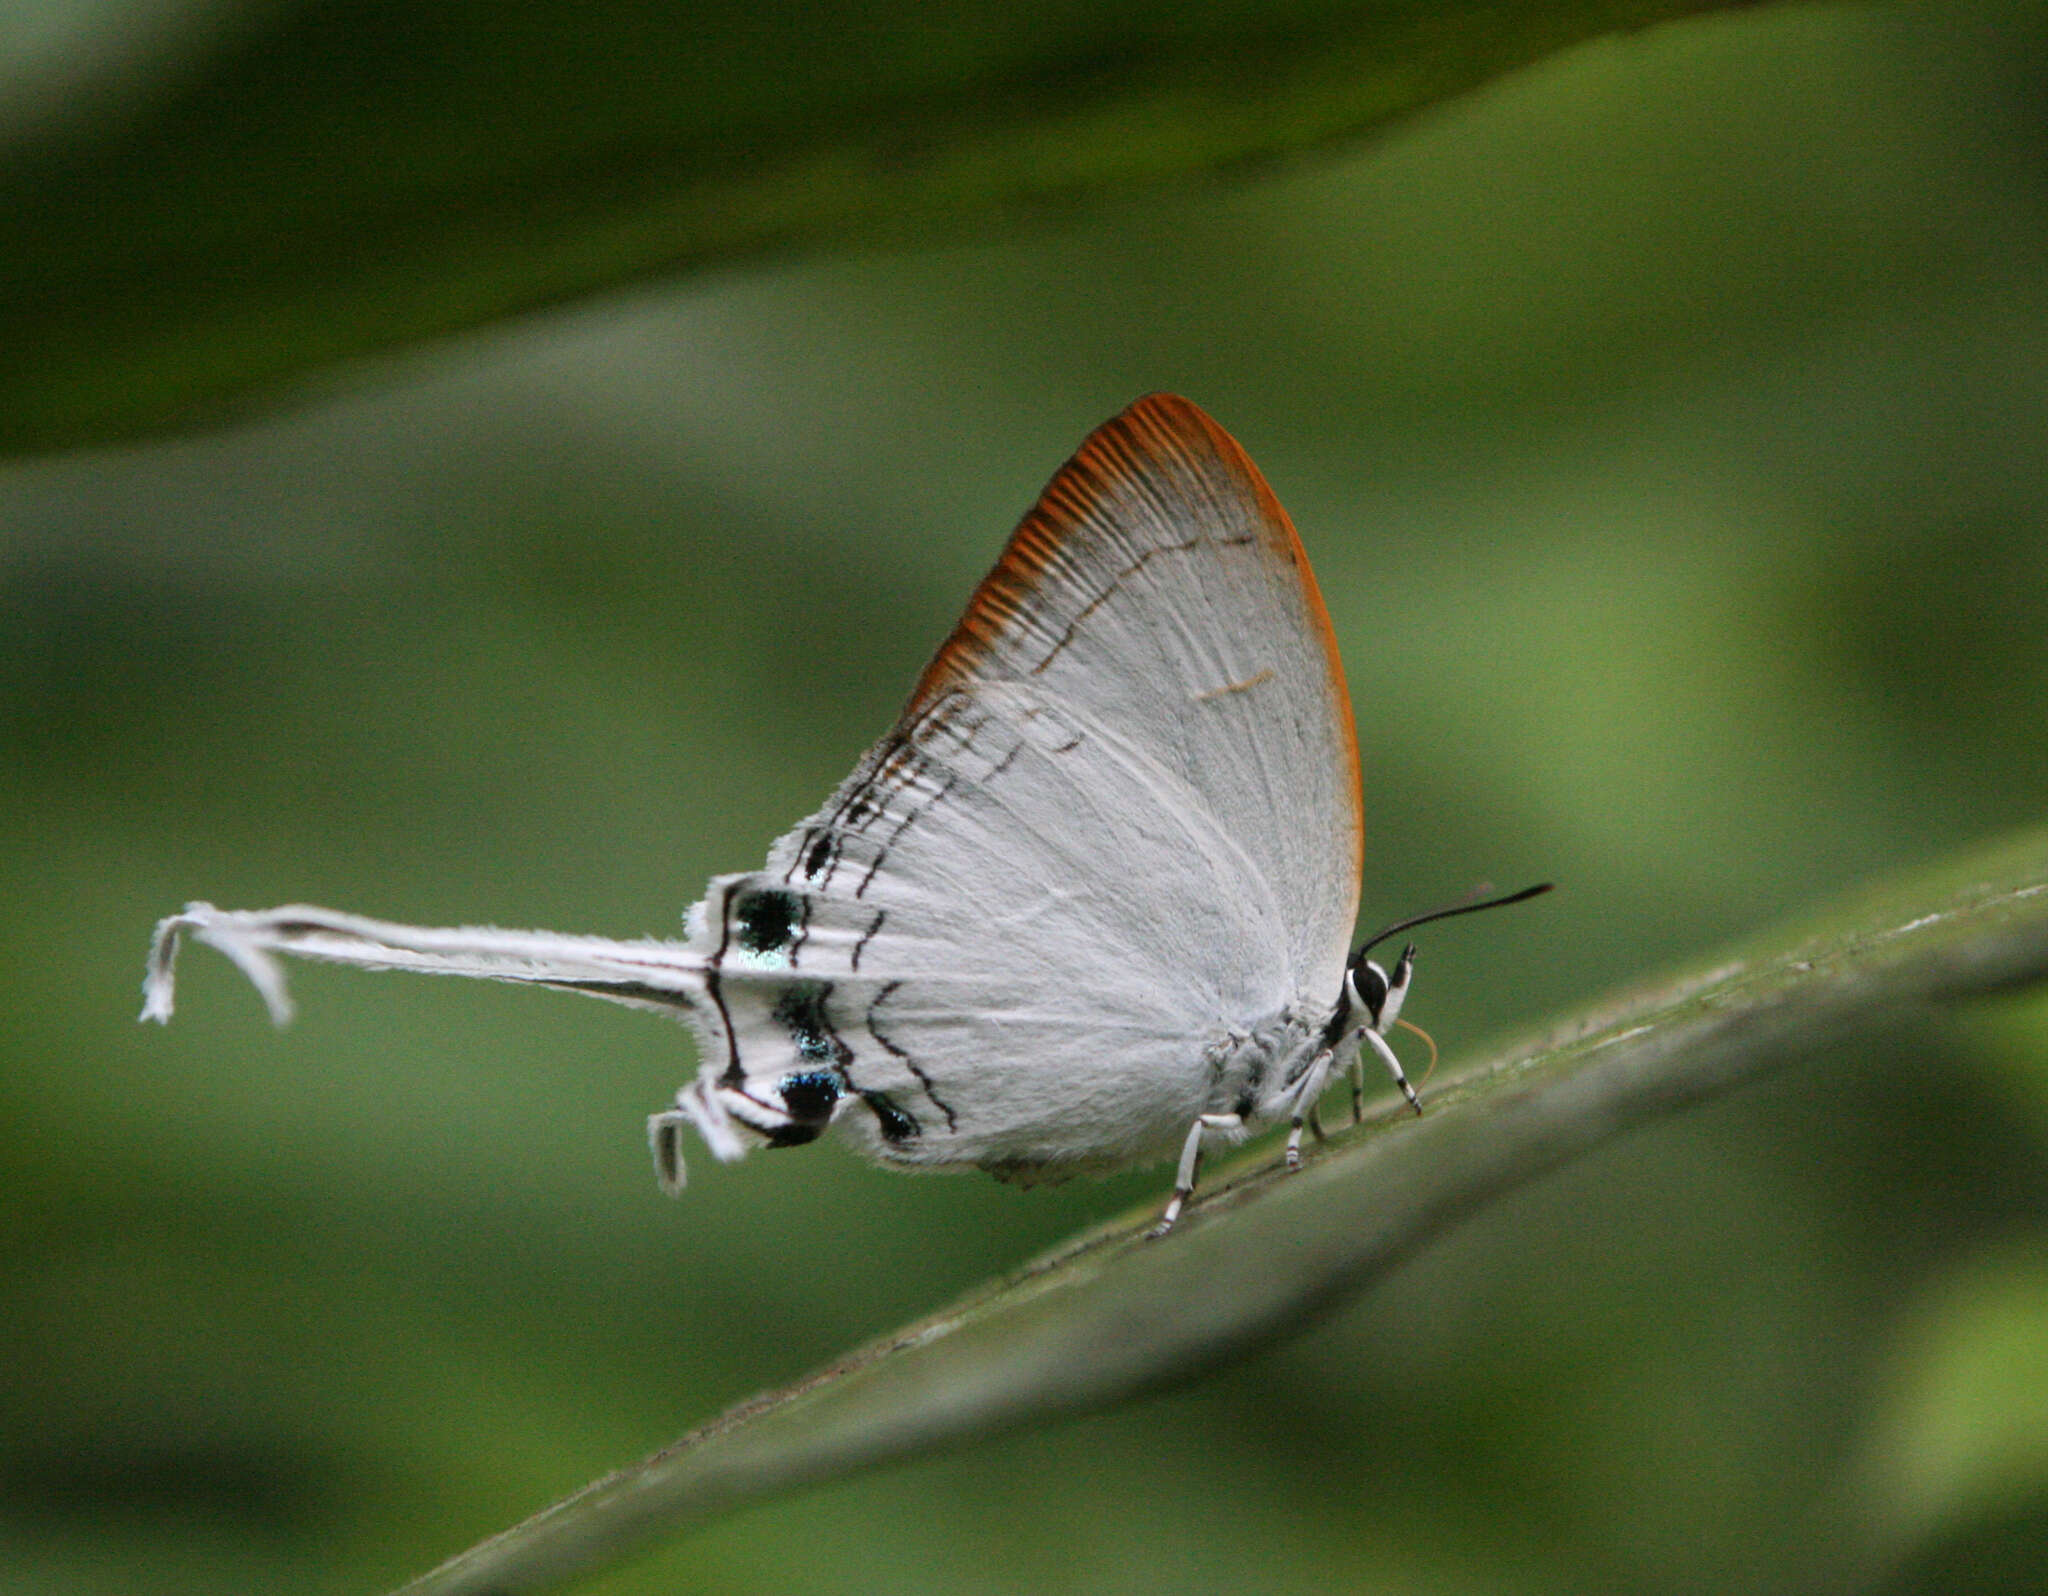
xmin=902 ymin=393 xmax=1363 ymax=876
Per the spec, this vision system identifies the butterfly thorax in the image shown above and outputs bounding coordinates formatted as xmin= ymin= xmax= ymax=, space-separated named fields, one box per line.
xmin=1200 ymin=1002 xmax=1337 ymax=1126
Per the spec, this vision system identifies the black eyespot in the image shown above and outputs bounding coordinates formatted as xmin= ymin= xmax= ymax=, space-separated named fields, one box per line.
xmin=778 ymin=1069 xmax=840 ymax=1125
xmin=735 ymin=889 xmax=799 ymax=955
xmin=774 ymin=983 xmax=849 ymax=1067
xmin=860 ymin=1089 xmax=920 ymax=1144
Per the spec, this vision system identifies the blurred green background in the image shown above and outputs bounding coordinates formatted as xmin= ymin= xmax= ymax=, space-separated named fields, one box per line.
xmin=7 ymin=1 xmax=2048 ymax=1592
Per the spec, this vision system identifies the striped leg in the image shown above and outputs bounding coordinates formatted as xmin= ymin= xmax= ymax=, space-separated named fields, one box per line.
xmin=1284 ymin=1048 xmax=1336 ymax=1170
xmin=1364 ymin=1026 xmax=1423 ymax=1115
xmin=1150 ymin=1113 xmax=1243 ymax=1237
xmin=1343 ymin=1024 xmax=1424 ymax=1121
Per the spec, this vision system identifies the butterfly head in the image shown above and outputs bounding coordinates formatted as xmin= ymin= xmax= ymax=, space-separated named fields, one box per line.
xmin=1335 ymin=882 xmax=1556 ymax=1041
xmin=1346 ymin=942 xmax=1416 ymax=1035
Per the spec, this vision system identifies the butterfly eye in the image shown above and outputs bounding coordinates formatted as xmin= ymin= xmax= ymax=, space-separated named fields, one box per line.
xmin=1350 ymin=958 xmax=1390 ymax=1023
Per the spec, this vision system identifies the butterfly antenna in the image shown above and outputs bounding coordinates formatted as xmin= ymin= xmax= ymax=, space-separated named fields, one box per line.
xmin=1355 ymin=882 xmax=1553 ymax=960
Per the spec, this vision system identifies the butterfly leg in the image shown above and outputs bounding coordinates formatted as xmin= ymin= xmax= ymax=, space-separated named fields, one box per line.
xmin=1151 ymin=1113 xmax=1243 ymax=1237
xmin=1284 ymin=1049 xmax=1336 ymax=1171
xmin=1363 ymin=1025 xmax=1423 ymax=1115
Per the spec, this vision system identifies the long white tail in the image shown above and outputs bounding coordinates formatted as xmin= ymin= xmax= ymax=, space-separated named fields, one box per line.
xmin=142 ymin=902 xmax=711 ymax=1026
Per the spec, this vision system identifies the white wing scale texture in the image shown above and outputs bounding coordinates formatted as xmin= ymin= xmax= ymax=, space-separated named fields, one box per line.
xmin=683 ymin=395 xmax=1362 ymax=1176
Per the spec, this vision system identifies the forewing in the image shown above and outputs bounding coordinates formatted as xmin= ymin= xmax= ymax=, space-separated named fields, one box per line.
xmin=909 ymin=393 xmax=1361 ymax=990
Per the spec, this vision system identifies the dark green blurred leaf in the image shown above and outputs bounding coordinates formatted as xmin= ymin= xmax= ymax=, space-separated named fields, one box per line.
xmin=394 ymin=826 xmax=2048 ymax=1595
xmin=0 ymin=0 xmax=1755 ymax=455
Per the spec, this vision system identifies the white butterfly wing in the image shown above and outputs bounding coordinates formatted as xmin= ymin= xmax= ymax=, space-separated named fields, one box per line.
xmin=911 ymin=393 xmax=1362 ymax=985
xmin=682 ymin=395 xmax=1362 ymax=1175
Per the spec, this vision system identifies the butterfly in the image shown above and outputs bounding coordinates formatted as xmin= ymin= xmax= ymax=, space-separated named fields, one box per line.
xmin=144 ymin=394 xmax=1545 ymax=1233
